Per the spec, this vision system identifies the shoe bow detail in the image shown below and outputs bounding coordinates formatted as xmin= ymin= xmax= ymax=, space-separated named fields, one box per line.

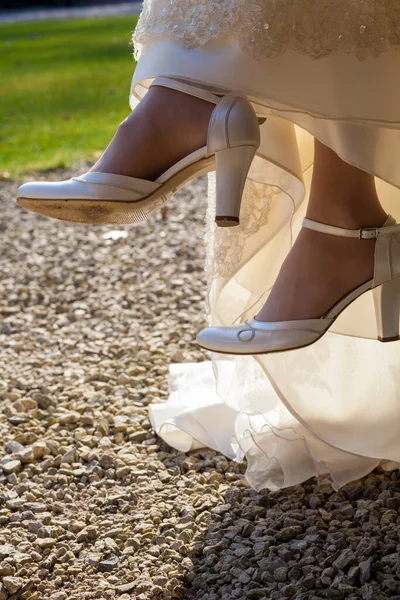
xmin=237 ymin=322 xmax=256 ymax=342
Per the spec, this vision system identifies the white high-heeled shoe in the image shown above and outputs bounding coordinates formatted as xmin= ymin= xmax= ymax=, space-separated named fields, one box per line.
xmin=16 ymin=78 xmax=260 ymax=226
xmin=197 ymin=215 xmax=400 ymax=355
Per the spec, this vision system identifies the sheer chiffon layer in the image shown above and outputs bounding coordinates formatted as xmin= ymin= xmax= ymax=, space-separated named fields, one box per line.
xmin=130 ymin=37 xmax=400 ymax=491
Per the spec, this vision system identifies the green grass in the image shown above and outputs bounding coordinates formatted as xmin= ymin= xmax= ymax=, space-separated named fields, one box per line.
xmin=0 ymin=16 xmax=138 ymax=177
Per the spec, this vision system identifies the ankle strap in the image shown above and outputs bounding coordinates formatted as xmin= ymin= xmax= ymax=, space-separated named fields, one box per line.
xmin=302 ymin=216 xmax=400 ymax=240
xmin=151 ymin=77 xmax=221 ymax=104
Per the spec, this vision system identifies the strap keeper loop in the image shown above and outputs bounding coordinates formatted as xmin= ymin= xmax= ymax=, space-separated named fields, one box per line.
xmin=360 ymin=228 xmax=379 ymax=240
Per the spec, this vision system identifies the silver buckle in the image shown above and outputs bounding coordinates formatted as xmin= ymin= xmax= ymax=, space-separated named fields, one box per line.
xmin=360 ymin=228 xmax=379 ymax=240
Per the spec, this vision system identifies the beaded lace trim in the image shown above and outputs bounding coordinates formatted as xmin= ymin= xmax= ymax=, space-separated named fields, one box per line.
xmin=206 ymin=179 xmax=275 ymax=279
xmin=134 ymin=0 xmax=400 ymax=61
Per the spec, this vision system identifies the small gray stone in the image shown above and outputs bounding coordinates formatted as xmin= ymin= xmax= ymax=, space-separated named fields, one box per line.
xmin=61 ymin=449 xmax=75 ymax=464
xmin=290 ymin=540 xmax=308 ymax=552
xmin=72 ymin=467 xmax=87 ymax=477
xmin=276 ymin=526 xmax=303 ymax=542
xmin=274 ymin=567 xmax=288 ymax=582
xmin=32 ymin=393 xmax=53 ymax=409
xmin=25 ymin=502 xmax=47 ymax=513
xmin=8 ymin=415 xmax=28 ymax=425
xmin=337 ymin=583 xmax=358 ymax=595
xmin=359 ymin=558 xmax=372 ymax=584
xmin=99 ymin=453 xmax=115 ymax=469
xmin=282 ymin=584 xmax=297 ymax=598
xmin=117 ymin=373 xmax=131 ymax=385
xmin=129 ymin=431 xmax=148 ymax=443
xmin=339 ymin=504 xmax=355 ymax=518
xmin=309 ymin=495 xmax=322 ymax=509
xmin=0 ymin=545 xmax=15 ymax=559
xmin=343 ymin=481 xmax=365 ymax=500
xmin=104 ymin=537 xmax=119 ymax=553
xmin=0 ymin=562 xmax=15 ymax=576
xmin=12 ymin=552 xmax=31 ymax=565
xmin=16 ymin=447 xmax=34 ymax=464
xmin=386 ymin=497 xmax=400 ymax=511
xmin=288 ymin=566 xmax=302 ymax=581
xmin=321 ymin=567 xmax=335 ymax=585
xmin=238 ymin=571 xmax=251 ymax=584
xmin=153 ymin=577 xmax=168 ymax=587
xmin=324 ymin=590 xmax=343 ymax=600
xmin=242 ymin=522 xmax=255 ymax=537
xmin=3 ymin=576 xmax=24 ymax=594
xmin=6 ymin=498 xmax=25 ymax=510
xmin=116 ymin=582 xmax=137 ymax=593
xmin=98 ymin=556 xmax=119 ymax=572
xmin=32 ymin=441 xmax=48 ymax=459
xmin=5 ymin=441 xmax=24 ymax=454
xmin=2 ymin=459 xmax=22 ymax=474
xmin=332 ymin=549 xmax=356 ymax=571
xmin=225 ymin=488 xmax=242 ymax=504
xmin=355 ymin=538 xmax=378 ymax=557
xmin=113 ymin=416 xmax=128 ymax=431
xmin=303 ymin=575 xmax=316 ymax=590
xmin=58 ymin=411 xmax=80 ymax=425
xmin=85 ymin=552 xmax=102 ymax=566
xmin=35 ymin=538 xmax=56 ymax=549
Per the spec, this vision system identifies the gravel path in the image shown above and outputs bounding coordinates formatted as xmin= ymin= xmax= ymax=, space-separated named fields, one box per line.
xmin=0 ymin=2 xmax=142 ymax=23
xmin=1 ymin=170 xmax=400 ymax=600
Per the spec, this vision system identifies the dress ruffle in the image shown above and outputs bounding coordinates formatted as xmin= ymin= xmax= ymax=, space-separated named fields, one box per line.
xmin=152 ymin=361 xmax=382 ymax=492
xmin=130 ymin=8 xmax=400 ymax=491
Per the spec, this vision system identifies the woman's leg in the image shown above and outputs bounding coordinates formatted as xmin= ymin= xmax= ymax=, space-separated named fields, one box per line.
xmin=256 ymin=139 xmax=388 ymax=322
xmin=90 ymin=86 xmax=214 ymax=181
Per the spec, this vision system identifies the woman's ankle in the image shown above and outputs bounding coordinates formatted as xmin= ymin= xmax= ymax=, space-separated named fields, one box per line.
xmin=308 ymin=139 xmax=388 ymax=229
xmin=306 ymin=199 xmax=388 ymax=230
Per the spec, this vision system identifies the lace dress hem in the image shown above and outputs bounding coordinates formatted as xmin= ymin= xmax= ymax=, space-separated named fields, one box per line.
xmin=133 ymin=0 xmax=400 ymax=61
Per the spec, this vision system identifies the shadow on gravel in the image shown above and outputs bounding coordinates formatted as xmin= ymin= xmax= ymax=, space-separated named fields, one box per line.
xmin=178 ymin=464 xmax=400 ymax=600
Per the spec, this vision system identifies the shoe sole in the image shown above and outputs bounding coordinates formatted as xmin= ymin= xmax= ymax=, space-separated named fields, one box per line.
xmin=17 ymin=157 xmax=216 ymax=225
xmin=197 ymin=331 xmax=400 ymax=356
xmin=196 ymin=335 xmax=327 ymax=356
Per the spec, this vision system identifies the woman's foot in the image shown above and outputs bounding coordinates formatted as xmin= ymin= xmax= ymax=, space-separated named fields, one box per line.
xmin=90 ymin=85 xmax=215 ymax=181
xmin=196 ymin=213 xmax=400 ymax=354
xmin=257 ymin=141 xmax=388 ymax=322
xmin=17 ymin=78 xmax=260 ymax=226
xmin=16 ymin=84 xmax=215 ymax=226
xmin=256 ymin=225 xmax=379 ymax=322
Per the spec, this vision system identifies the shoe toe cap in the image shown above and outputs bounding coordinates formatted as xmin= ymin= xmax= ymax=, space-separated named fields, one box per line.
xmin=196 ymin=326 xmax=243 ymax=353
xmin=196 ymin=327 xmax=220 ymax=352
xmin=17 ymin=182 xmax=37 ymax=199
xmin=17 ymin=179 xmax=73 ymax=200
xmin=18 ymin=181 xmax=53 ymax=200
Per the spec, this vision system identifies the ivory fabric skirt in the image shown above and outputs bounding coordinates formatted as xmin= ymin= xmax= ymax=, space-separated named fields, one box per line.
xmin=129 ymin=7 xmax=400 ymax=491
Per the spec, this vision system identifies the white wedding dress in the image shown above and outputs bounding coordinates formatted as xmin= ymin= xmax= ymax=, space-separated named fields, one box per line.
xmin=130 ymin=0 xmax=400 ymax=491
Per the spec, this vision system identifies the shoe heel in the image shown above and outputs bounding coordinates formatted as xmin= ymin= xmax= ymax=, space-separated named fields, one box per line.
xmin=373 ymin=277 xmax=400 ymax=342
xmin=215 ymin=145 xmax=257 ymax=227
